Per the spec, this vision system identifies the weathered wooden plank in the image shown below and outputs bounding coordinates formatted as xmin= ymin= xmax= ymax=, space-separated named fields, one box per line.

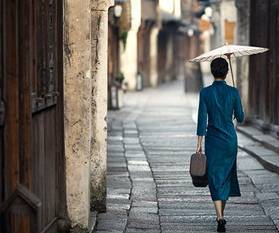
xmin=31 ymin=113 xmax=44 ymax=231
xmin=3 ymin=0 xmax=20 ymax=197
xmin=269 ymin=1 xmax=276 ymax=125
xmin=55 ymin=0 xmax=67 ymax=219
xmin=18 ymin=0 xmax=32 ymax=191
xmin=31 ymin=0 xmax=65 ymax=231
xmin=0 ymin=0 xmax=4 ymax=206
xmin=43 ymin=108 xmax=56 ymax=225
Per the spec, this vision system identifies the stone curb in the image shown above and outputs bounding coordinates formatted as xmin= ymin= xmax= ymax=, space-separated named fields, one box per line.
xmin=237 ymin=126 xmax=279 ymax=153
xmin=238 ymin=144 xmax=279 ymax=175
xmin=89 ymin=211 xmax=97 ymax=233
xmin=237 ymin=126 xmax=279 ymax=175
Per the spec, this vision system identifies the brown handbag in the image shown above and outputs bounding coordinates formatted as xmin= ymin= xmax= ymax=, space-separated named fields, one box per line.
xmin=189 ymin=152 xmax=208 ymax=187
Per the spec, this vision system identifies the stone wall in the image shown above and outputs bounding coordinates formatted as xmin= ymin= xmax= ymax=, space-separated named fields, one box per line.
xmin=91 ymin=0 xmax=114 ymax=212
xmin=64 ymin=0 xmax=113 ymax=231
xmin=64 ymin=0 xmax=92 ymax=229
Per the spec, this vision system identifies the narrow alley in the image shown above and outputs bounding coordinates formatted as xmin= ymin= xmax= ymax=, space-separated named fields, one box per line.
xmin=94 ymin=80 xmax=279 ymax=233
xmin=2 ymin=1 xmax=279 ymax=232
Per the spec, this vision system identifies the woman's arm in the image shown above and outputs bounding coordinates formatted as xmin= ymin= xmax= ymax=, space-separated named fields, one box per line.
xmin=196 ymin=90 xmax=207 ymax=153
xmin=233 ymin=89 xmax=245 ymax=123
xmin=196 ymin=136 xmax=203 ymax=153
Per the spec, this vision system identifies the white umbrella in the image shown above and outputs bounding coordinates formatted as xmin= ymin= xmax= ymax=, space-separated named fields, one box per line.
xmin=189 ymin=44 xmax=269 ymax=87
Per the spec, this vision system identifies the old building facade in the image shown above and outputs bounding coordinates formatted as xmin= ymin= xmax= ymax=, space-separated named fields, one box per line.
xmin=236 ymin=0 xmax=279 ymax=137
xmin=0 ymin=0 xmax=113 ymax=232
xmin=106 ymin=0 xmax=201 ymax=96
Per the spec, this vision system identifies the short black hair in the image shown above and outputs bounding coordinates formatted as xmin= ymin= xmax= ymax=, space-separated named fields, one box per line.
xmin=210 ymin=58 xmax=229 ymax=78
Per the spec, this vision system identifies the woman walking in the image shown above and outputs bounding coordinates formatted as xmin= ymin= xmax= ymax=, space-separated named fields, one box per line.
xmin=196 ymin=58 xmax=244 ymax=232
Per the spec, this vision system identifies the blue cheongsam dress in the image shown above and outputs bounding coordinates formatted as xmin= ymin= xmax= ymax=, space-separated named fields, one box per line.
xmin=196 ymin=80 xmax=244 ymax=201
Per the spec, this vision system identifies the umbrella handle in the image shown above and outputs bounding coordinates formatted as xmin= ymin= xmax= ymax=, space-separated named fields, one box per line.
xmin=226 ymin=54 xmax=235 ymax=87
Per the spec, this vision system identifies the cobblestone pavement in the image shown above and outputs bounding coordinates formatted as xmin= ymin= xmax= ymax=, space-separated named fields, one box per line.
xmin=94 ymin=80 xmax=279 ymax=233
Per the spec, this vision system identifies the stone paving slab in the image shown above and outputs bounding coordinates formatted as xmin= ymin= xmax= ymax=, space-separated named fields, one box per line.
xmin=94 ymin=81 xmax=279 ymax=233
xmin=126 ymin=229 xmax=160 ymax=233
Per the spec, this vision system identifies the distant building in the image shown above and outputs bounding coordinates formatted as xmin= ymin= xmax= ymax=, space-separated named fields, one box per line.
xmin=199 ymin=0 xmax=237 ymax=87
xmin=109 ymin=0 xmax=204 ymax=93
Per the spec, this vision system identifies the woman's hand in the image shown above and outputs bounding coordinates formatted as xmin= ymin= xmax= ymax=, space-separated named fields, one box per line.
xmin=196 ymin=136 xmax=203 ymax=154
xmin=196 ymin=143 xmax=202 ymax=153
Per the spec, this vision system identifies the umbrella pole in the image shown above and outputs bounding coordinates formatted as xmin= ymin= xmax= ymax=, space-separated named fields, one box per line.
xmin=227 ymin=55 xmax=235 ymax=87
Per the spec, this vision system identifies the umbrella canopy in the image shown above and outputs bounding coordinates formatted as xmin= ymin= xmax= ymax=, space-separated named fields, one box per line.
xmin=189 ymin=44 xmax=269 ymax=62
xmin=188 ymin=44 xmax=269 ymax=87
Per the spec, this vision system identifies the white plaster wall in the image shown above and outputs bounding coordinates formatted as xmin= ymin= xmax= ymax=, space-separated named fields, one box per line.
xmin=204 ymin=0 xmax=237 ymax=86
xmin=159 ymin=0 xmax=181 ymax=18
xmin=149 ymin=27 xmax=159 ymax=87
xmin=200 ymin=31 xmax=212 ymax=76
xmin=174 ymin=0 xmax=182 ymax=18
xmin=220 ymin=0 xmax=237 ymax=87
xmin=121 ymin=0 xmax=141 ymax=90
xmin=220 ymin=0 xmax=237 ymax=45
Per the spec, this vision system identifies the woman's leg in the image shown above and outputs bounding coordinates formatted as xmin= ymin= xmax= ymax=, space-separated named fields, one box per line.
xmin=222 ymin=200 xmax=227 ymax=216
xmin=213 ymin=200 xmax=223 ymax=220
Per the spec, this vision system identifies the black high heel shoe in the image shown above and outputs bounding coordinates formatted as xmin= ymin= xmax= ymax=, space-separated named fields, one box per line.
xmin=216 ymin=217 xmax=226 ymax=224
xmin=216 ymin=218 xmax=226 ymax=232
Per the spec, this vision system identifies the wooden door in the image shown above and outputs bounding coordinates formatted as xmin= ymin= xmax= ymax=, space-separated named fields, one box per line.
xmin=250 ymin=0 xmax=279 ymax=127
xmin=157 ymin=30 xmax=168 ymax=83
xmin=0 ymin=0 xmax=68 ymax=233
xmin=269 ymin=0 xmax=279 ymax=125
xmin=249 ymin=0 xmax=269 ymax=122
